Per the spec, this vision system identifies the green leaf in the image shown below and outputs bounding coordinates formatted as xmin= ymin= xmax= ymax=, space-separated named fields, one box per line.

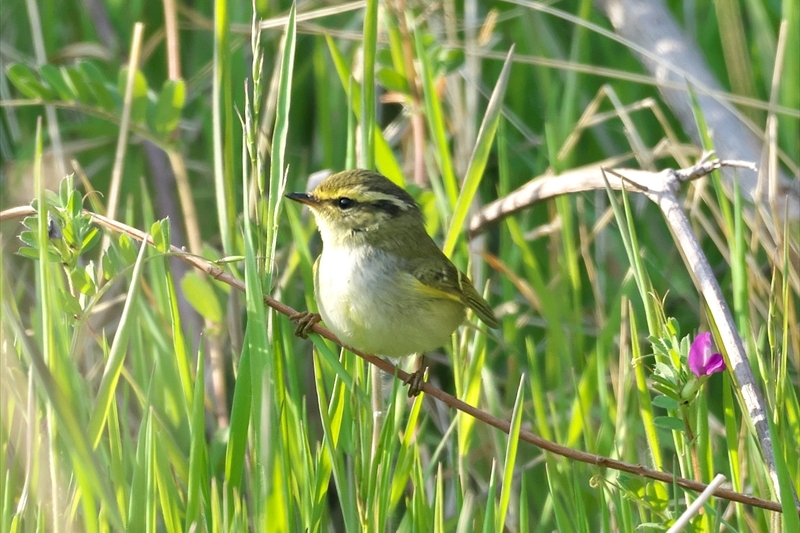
xmin=151 ymin=79 xmax=185 ymax=137
xmin=644 ymin=482 xmax=669 ymax=512
xmin=652 ymin=383 xmax=682 ymax=402
xmin=103 ymin=234 xmax=137 ymax=280
xmin=70 ymin=265 xmax=97 ymax=296
xmin=65 ymin=192 xmax=80 ymax=221
xmin=652 ymin=416 xmax=685 ymax=431
xmin=264 ymin=2 xmax=296 ymax=290
xmin=482 ymin=464 xmax=497 ymax=533
xmin=650 ymin=337 xmax=671 ymax=358
xmin=360 ymin=0 xmax=378 ymax=169
xmin=665 ymin=316 xmax=680 ymax=337
xmin=375 ymin=48 xmax=394 ymax=68
xmin=39 ymin=64 xmax=76 ymax=101
xmin=7 ymin=64 xmax=55 ymax=99
xmin=185 ymin=350 xmax=207 ymax=530
xmin=60 ymin=288 xmax=84 ymax=316
xmin=63 ymin=66 xmax=93 ymax=104
xmin=88 ymin=237 xmax=149 ymax=447
xmin=376 ymin=67 xmax=408 ymax=94
xmin=17 ymin=246 xmax=42 ymax=260
xmin=150 ymin=219 xmax=170 ymax=253
xmin=498 ymin=378 xmax=525 ymax=532
xmin=437 ymin=48 xmax=464 ymax=75
xmin=413 ymin=28 xmax=457 ymax=203
xmin=18 ymin=223 xmax=61 ymax=261
xmin=324 ymin=34 xmax=404 ymax=184
xmin=443 ymin=45 xmax=515 ymax=256
xmin=653 ymin=361 xmax=676 ymax=382
xmin=58 ymin=176 xmax=72 ymax=207
xmin=102 ymin=248 xmax=121 ymax=280
xmin=19 ymin=229 xmax=37 ymax=248
xmin=180 ymin=272 xmax=223 ymax=323
xmin=117 ymin=233 xmax=139 ymax=264
xmin=81 ymin=227 xmax=100 ymax=254
xmin=617 ymin=474 xmax=646 ymax=495
xmin=225 ymin=343 xmax=252 ymax=491
xmin=79 ymin=62 xmax=117 ymax=111
xmin=118 ymin=67 xmax=150 ymax=125
xmin=651 ymin=395 xmax=680 ymax=410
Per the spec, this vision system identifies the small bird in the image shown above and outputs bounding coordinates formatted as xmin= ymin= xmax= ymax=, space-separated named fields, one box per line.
xmin=286 ymin=169 xmax=499 ymax=395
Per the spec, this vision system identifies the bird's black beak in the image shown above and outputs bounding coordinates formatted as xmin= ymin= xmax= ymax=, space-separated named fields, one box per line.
xmin=285 ymin=192 xmax=318 ymax=206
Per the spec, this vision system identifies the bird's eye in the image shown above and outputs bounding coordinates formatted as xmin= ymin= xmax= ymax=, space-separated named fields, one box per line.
xmin=337 ymin=197 xmax=355 ymax=209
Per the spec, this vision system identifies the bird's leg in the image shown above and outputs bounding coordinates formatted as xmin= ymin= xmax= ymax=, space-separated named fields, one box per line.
xmin=404 ymin=354 xmax=427 ymax=397
xmin=291 ymin=311 xmax=321 ymax=338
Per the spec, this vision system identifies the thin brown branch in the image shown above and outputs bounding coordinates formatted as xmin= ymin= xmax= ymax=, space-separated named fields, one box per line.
xmin=0 ymin=203 xmax=790 ymax=514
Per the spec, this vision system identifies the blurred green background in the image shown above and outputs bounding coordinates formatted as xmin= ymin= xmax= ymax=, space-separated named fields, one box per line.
xmin=1 ymin=0 xmax=798 ymax=531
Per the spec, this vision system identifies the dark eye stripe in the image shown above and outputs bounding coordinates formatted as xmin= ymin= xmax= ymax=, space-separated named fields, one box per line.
xmin=372 ymin=199 xmax=403 ymax=216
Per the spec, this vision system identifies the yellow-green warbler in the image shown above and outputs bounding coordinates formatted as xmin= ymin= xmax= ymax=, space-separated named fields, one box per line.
xmin=287 ymin=170 xmax=498 ymax=395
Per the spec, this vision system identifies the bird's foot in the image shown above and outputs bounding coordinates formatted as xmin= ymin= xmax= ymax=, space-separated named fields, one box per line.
xmin=404 ymin=354 xmax=427 ymax=397
xmin=291 ymin=311 xmax=321 ymax=338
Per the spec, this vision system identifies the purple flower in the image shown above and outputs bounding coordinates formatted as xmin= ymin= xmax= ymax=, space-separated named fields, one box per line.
xmin=689 ymin=332 xmax=726 ymax=376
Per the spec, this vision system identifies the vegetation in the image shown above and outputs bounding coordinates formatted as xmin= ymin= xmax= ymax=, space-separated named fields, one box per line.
xmin=1 ymin=0 xmax=797 ymax=531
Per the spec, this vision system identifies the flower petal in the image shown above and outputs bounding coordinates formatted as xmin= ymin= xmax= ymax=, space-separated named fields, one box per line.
xmin=704 ymin=353 xmax=726 ymax=374
xmin=689 ymin=332 xmax=713 ymax=376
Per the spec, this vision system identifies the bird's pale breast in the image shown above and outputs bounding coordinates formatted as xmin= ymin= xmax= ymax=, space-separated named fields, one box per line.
xmin=316 ymin=244 xmax=465 ymax=357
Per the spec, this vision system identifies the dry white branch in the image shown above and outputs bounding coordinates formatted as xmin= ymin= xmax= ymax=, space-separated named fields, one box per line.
xmin=667 ymin=474 xmax=728 ymax=533
xmin=471 ymin=156 xmax=792 ymax=505
xmin=602 ymin=161 xmax=784 ymax=501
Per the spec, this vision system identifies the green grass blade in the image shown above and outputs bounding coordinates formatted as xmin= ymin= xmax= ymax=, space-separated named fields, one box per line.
xmin=88 ymin=232 xmax=149 ymax=448
xmin=127 ymin=384 xmax=155 ymax=533
xmin=602 ymin=175 xmax=657 ymax=334
xmin=630 ymin=303 xmax=662 ymax=470
xmin=360 ymin=0 xmax=378 ymax=170
xmin=434 ymin=463 xmax=444 ymax=533
xmin=160 ymin=234 xmax=193 ymax=411
xmin=185 ymin=348 xmax=208 ymax=532
xmin=213 ymin=0 xmax=236 ymax=255
xmin=443 ymin=46 xmax=514 ymax=257
xmin=413 ymin=27 xmax=457 ymax=203
xmin=497 ymin=377 xmax=524 ymax=532
xmin=224 ymin=342 xmax=251 ymax=492
xmin=265 ymin=3 xmax=296 ymax=283
xmin=771 ymin=413 xmax=800 ymax=530
xmin=481 ymin=462 xmax=497 ymax=533
xmin=325 ymin=33 xmax=403 ymax=182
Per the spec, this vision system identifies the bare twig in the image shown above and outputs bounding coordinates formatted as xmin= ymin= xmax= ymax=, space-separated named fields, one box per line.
xmin=470 ymin=157 xmax=758 ymax=234
xmin=667 ymin=474 xmax=728 ymax=533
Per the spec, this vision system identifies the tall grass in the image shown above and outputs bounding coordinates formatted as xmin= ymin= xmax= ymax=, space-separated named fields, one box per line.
xmin=1 ymin=1 xmax=798 ymax=532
